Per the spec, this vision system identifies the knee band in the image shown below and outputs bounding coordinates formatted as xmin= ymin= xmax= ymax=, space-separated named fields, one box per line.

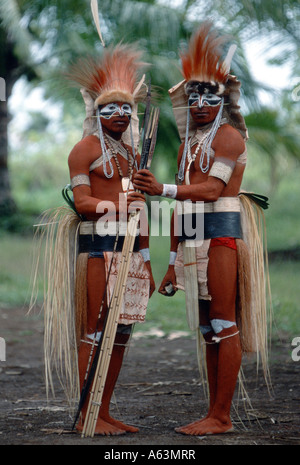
xmin=86 ymin=330 xmax=102 ymax=342
xmin=199 ymin=324 xmax=213 ymax=335
xmin=211 ymin=319 xmax=235 ymax=335
xmin=201 ymin=319 xmax=238 ymax=344
xmin=83 ymin=324 xmax=132 ymax=345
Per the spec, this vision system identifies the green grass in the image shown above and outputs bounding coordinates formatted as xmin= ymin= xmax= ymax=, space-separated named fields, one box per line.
xmin=268 ymin=260 xmax=300 ymax=336
xmin=0 ymin=235 xmax=39 ymax=308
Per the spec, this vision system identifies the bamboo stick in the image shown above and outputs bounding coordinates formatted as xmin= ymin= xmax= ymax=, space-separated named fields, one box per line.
xmin=81 ymin=210 xmax=140 ymax=437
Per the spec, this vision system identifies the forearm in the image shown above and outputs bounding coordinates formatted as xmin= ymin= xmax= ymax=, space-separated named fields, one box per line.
xmin=73 ymin=192 xmax=120 ymax=219
xmin=161 ymin=175 xmax=226 ymax=202
xmin=175 ymin=180 xmax=223 ymax=202
xmin=133 ymin=170 xmax=224 ymax=202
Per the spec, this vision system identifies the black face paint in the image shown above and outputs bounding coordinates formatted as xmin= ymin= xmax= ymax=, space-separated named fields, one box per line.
xmin=188 ymin=92 xmax=222 ymax=108
xmin=99 ymin=103 xmax=132 ymax=119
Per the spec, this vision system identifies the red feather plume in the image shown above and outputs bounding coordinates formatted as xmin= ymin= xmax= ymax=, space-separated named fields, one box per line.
xmin=180 ymin=22 xmax=230 ymax=84
xmin=67 ymin=43 xmax=147 ymax=107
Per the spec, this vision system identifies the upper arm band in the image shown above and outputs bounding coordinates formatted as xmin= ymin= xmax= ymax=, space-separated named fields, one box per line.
xmin=208 ymin=158 xmax=236 ymax=185
xmin=71 ymin=174 xmax=91 ymax=189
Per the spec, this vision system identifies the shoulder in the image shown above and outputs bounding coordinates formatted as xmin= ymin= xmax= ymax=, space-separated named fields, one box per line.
xmin=213 ymin=124 xmax=245 ymax=158
xmin=68 ymin=135 xmax=101 ymax=166
xmin=177 ymin=141 xmax=185 ymax=163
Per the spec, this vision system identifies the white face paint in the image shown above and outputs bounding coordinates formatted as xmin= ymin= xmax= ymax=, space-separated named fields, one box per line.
xmin=99 ymin=103 xmax=132 ymax=119
xmin=188 ymin=92 xmax=222 ymax=108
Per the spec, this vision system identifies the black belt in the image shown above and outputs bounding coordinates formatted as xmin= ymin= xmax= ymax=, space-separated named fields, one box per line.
xmin=79 ymin=234 xmax=140 ymax=254
xmin=178 ymin=211 xmax=242 ymax=242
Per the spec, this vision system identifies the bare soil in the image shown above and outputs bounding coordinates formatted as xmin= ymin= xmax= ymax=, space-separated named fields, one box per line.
xmin=0 ymin=306 xmax=299 ymax=450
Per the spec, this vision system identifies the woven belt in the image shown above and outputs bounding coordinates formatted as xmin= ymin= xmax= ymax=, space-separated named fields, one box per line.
xmin=178 ymin=211 xmax=241 ymax=242
xmin=79 ymin=234 xmax=140 ymax=254
xmin=79 ymin=221 xmax=139 ymax=254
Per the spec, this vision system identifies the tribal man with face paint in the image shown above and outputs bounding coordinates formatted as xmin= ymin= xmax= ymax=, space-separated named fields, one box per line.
xmin=133 ymin=23 xmax=269 ymax=436
xmin=65 ymin=44 xmax=155 ymax=435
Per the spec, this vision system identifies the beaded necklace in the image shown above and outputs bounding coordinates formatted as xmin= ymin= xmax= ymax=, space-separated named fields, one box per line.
xmin=104 ymin=134 xmax=135 ymax=194
xmin=185 ymin=127 xmax=211 ymax=184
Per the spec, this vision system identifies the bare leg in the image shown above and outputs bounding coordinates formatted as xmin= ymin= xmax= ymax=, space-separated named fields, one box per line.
xmin=176 ymin=245 xmax=241 ymax=435
xmin=76 ymin=332 xmax=138 ymax=435
xmin=76 ymin=257 xmax=138 ymax=435
xmin=177 ymin=326 xmax=241 ymax=435
xmin=99 ymin=332 xmax=139 ymax=433
xmin=76 ymin=338 xmax=124 ymax=435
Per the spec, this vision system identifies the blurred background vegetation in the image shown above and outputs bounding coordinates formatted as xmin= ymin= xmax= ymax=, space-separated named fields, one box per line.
xmin=0 ymin=0 xmax=299 ymax=340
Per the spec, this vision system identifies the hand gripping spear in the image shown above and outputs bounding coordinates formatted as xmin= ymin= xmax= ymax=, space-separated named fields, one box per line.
xmin=74 ymin=82 xmax=159 ymax=438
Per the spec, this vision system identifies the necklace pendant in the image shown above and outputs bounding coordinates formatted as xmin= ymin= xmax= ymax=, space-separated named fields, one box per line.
xmin=122 ymin=177 xmax=134 ymax=195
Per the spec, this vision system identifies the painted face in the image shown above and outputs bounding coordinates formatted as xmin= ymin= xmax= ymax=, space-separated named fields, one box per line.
xmin=188 ymin=92 xmax=222 ymax=108
xmin=188 ymin=91 xmax=223 ymax=126
xmin=98 ymin=101 xmax=131 ymax=136
xmin=99 ymin=102 xmax=132 ymax=119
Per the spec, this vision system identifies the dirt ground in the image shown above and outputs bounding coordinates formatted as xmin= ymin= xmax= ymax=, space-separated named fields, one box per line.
xmin=0 ymin=306 xmax=299 ymax=450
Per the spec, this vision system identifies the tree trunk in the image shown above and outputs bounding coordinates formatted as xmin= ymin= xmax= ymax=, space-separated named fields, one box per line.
xmin=0 ymin=78 xmax=17 ymax=218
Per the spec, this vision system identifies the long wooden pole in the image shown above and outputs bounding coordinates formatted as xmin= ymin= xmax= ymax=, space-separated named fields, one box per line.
xmin=81 ymin=210 xmax=140 ymax=437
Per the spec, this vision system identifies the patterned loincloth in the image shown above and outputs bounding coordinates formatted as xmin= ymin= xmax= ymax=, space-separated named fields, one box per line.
xmin=104 ymin=251 xmax=150 ymax=325
xmin=174 ymin=239 xmax=211 ymax=300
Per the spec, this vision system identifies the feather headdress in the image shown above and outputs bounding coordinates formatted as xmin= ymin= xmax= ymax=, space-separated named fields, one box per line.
xmin=67 ymin=43 xmax=147 ymax=108
xmin=180 ymin=21 xmax=236 ymax=96
xmin=169 ymin=22 xmax=248 ymax=142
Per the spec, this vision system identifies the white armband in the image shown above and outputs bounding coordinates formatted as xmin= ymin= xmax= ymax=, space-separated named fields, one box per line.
xmin=208 ymin=158 xmax=236 ymax=185
xmin=71 ymin=173 xmax=91 ymax=189
xmin=140 ymin=248 xmax=150 ymax=262
xmin=169 ymin=251 xmax=177 ymax=265
xmin=162 ymin=184 xmax=177 ymax=199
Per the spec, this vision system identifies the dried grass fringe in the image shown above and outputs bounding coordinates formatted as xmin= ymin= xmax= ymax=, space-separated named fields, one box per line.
xmin=239 ymin=193 xmax=272 ymax=392
xmin=29 ymin=206 xmax=82 ymax=414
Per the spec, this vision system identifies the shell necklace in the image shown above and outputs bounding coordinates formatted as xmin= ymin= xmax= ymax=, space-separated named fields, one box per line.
xmin=185 ymin=128 xmax=211 ymax=184
xmin=104 ymin=135 xmax=135 ymax=194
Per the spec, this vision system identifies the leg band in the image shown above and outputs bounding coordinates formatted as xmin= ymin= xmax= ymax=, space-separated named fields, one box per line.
xmin=85 ymin=331 xmax=102 ymax=342
xmin=211 ymin=318 xmax=235 ymax=334
xmin=202 ymin=319 xmax=238 ymax=344
xmin=211 ymin=330 xmax=239 ymax=344
xmin=199 ymin=324 xmax=213 ymax=335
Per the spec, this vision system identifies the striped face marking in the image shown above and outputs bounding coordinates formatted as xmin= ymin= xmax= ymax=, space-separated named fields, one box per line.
xmin=99 ymin=103 xmax=132 ymax=119
xmin=188 ymin=92 xmax=222 ymax=108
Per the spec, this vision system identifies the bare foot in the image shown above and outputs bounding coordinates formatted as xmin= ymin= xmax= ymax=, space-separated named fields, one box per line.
xmin=76 ymin=417 xmax=126 ymax=436
xmin=101 ymin=414 xmax=139 ymax=433
xmin=175 ymin=417 xmax=234 ymax=436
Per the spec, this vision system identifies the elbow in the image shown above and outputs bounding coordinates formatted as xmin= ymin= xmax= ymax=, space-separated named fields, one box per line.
xmin=75 ymin=202 xmax=86 ymax=216
xmin=73 ymin=194 xmax=90 ymax=216
xmin=206 ymin=184 xmax=223 ymax=202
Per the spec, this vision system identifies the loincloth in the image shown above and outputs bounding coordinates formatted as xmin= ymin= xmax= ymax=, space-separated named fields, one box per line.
xmin=79 ymin=220 xmax=150 ymax=325
xmin=175 ymin=239 xmax=211 ymax=300
xmin=104 ymin=250 xmax=150 ymax=325
xmin=174 ymin=197 xmax=241 ymax=300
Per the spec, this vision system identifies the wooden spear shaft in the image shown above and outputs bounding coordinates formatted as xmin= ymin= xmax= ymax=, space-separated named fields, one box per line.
xmin=81 ymin=210 xmax=140 ymax=437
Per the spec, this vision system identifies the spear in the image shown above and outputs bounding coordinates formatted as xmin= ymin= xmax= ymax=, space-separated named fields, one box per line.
xmin=139 ymin=78 xmax=152 ymax=169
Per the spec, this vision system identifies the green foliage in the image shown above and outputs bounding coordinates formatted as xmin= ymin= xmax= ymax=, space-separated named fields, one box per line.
xmin=269 ymin=261 xmax=300 ymax=336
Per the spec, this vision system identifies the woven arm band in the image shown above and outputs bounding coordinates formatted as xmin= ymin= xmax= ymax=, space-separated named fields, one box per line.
xmin=71 ymin=174 xmax=91 ymax=189
xmin=208 ymin=158 xmax=236 ymax=185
